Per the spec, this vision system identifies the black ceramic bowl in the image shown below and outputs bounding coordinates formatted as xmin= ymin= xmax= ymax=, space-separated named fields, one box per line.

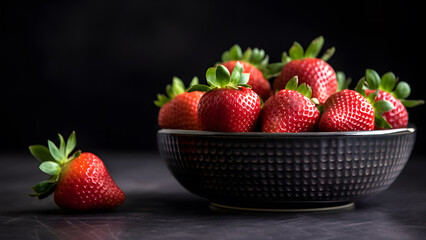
xmin=157 ymin=127 xmax=416 ymax=212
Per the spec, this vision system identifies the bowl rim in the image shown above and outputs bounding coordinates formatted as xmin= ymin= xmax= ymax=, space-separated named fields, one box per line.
xmin=158 ymin=126 xmax=416 ymax=137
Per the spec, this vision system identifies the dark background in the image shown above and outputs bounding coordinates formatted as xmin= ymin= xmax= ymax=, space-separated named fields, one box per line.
xmin=1 ymin=0 xmax=425 ymax=153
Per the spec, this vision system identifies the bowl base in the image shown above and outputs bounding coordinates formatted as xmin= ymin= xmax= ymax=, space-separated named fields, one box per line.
xmin=210 ymin=202 xmax=355 ymax=213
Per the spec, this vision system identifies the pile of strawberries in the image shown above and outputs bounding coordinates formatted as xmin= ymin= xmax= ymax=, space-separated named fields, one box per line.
xmin=156 ymin=36 xmax=423 ymax=132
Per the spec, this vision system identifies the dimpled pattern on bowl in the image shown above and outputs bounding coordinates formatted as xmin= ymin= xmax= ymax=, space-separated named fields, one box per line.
xmin=157 ymin=128 xmax=415 ymax=209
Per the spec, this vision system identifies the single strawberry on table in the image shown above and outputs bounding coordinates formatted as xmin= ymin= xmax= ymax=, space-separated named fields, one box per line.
xmin=155 ymin=77 xmax=204 ymax=130
xmin=221 ymin=45 xmax=273 ymax=101
xmin=188 ymin=62 xmax=261 ymax=132
xmin=261 ymin=76 xmax=320 ymax=132
xmin=362 ymin=69 xmax=424 ymax=129
xmin=29 ymin=132 xmax=125 ymax=210
xmin=270 ymin=36 xmax=337 ymax=104
xmin=318 ymin=78 xmax=395 ymax=131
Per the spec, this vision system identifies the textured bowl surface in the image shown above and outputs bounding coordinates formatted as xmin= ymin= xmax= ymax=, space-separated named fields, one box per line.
xmin=157 ymin=128 xmax=416 ymax=210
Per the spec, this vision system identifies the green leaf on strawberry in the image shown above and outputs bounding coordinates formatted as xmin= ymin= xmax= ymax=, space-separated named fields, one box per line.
xmin=365 ymin=69 xmax=381 ymax=90
xmin=283 ymin=76 xmax=319 ymax=104
xmin=30 ymin=180 xmax=57 ymax=199
xmin=39 ymin=161 xmax=61 ymax=176
xmin=375 ymin=113 xmax=393 ymax=129
xmin=373 ymin=100 xmax=395 ymax=113
xmin=400 ymin=99 xmax=424 ymax=108
xmin=355 ymin=77 xmax=366 ymax=97
xmin=362 ymin=69 xmax=424 ymax=108
xmin=188 ymin=62 xmax=251 ymax=92
xmin=228 ymin=44 xmax=243 ymax=60
xmin=29 ymin=145 xmax=56 ymax=162
xmin=221 ymin=44 xmax=270 ymax=78
xmin=336 ymin=71 xmax=352 ymax=92
xmin=48 ymin=139 xmax=64 ymax=162
xmin=216 ymin=65 xmax=231 ymax=87
xmin=392 ymin=81 xmax=410 ymax=99
xmin=305 ymin=36 xmax=324 ymax=58
xmin=366 ymin=89 xmax=379 ymax=103
xmin=154 ymin=76 xmax=199 ymax=107
xmin=66 ymin=132 xmax=76 ymax=156
xmin=296 ymin=84 xmax=312 ymax=99
xmin=266 ymin=36 xmax=336 ymax=77
xmin=285 ymin=76 xmax=298 ymax=91
xmin=230 ymin=62 xmax=243 ymax=85
xmin=320 ymin=47 xmax=335 ymax=62
xmin=186 ymin=84 xmax=211 ymax=92
xmin=289 ymin=42 xmax=304 ymax=60
xmin=380 ymin=72 xmax=396 ymax=92
xmin=29 ymin=131 xmax=80 ymax=198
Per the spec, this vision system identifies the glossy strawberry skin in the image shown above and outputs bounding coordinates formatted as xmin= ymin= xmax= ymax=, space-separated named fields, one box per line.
xmin=222 ymin=61 xmax=272 ymax=101
xmin=366 ymin=90 xmax=408 ymax=129
xmin=198 ymin=87 xmax=261 ymax=132
xmin=318 ymin=89 xmax=375 ymax=131
xmin=273 ymin=58 xmax=337 ymax=104
xmin=261 ymin=89 xmax=320 ymax=132
xmin=54 ymin=153 xmax=125 ymax=210
xmin=158 ymin=91 xmax=204 ymax=130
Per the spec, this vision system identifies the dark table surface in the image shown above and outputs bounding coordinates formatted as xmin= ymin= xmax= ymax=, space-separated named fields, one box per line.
xmin=1 ymin=151 xmax=425 ymax=240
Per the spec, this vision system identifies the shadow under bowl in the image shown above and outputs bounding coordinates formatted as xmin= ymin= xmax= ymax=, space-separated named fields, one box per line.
xmin=157 ymin=127 xmax=416 ymax=212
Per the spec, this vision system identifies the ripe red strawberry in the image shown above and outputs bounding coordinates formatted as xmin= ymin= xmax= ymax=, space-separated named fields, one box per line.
xmin=318 ymin=89 xmax=375 ymax=131
xmin=362 ymin=69 xmax=424 ymax=129
xmin=188 ymin=62 xmax=261 ymax=132
xmin=366 ymin=89 xmax=407 ymax=129
xmin=318 ymin=78 xmax=395 ymax=131
xmin=261 ymin=76 xmax=320 ymax=132
xmin=271 ymin=36 xmax=337 ymax=104
xmin=155 ymin=77 xmax=204 ymax=130
xmin=221 ymin=45 xmax=272 ymax=100
xmin=29 ymin=132 xmax=125 ymax=210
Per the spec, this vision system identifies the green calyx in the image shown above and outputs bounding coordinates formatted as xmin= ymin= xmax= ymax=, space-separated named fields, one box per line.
xmin=154 ymin=76 xmax=199 ymax=107
xmin=29 ymin=131 xmax=81 ymax=199
xmin=336 ymin=71 xmax=352 ymax=92
xmin=221 ymin=44 xmax=270 ymax=75
xmin=284 ymin=76 xmax=319 ymax=105
xmin=363 ymin=69 xmax=424 ymax=108
xmin=266 ymin=36 xmax=336 ymax=77
xmin=187 ymin=62 xmax=251 ymax=92
xmin=355 ymin=76 xmax=394 ymax=129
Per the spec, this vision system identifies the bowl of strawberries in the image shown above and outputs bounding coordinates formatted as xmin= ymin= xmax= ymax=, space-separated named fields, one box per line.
xmin=156 ymin=37 xmax=422 ymax=212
